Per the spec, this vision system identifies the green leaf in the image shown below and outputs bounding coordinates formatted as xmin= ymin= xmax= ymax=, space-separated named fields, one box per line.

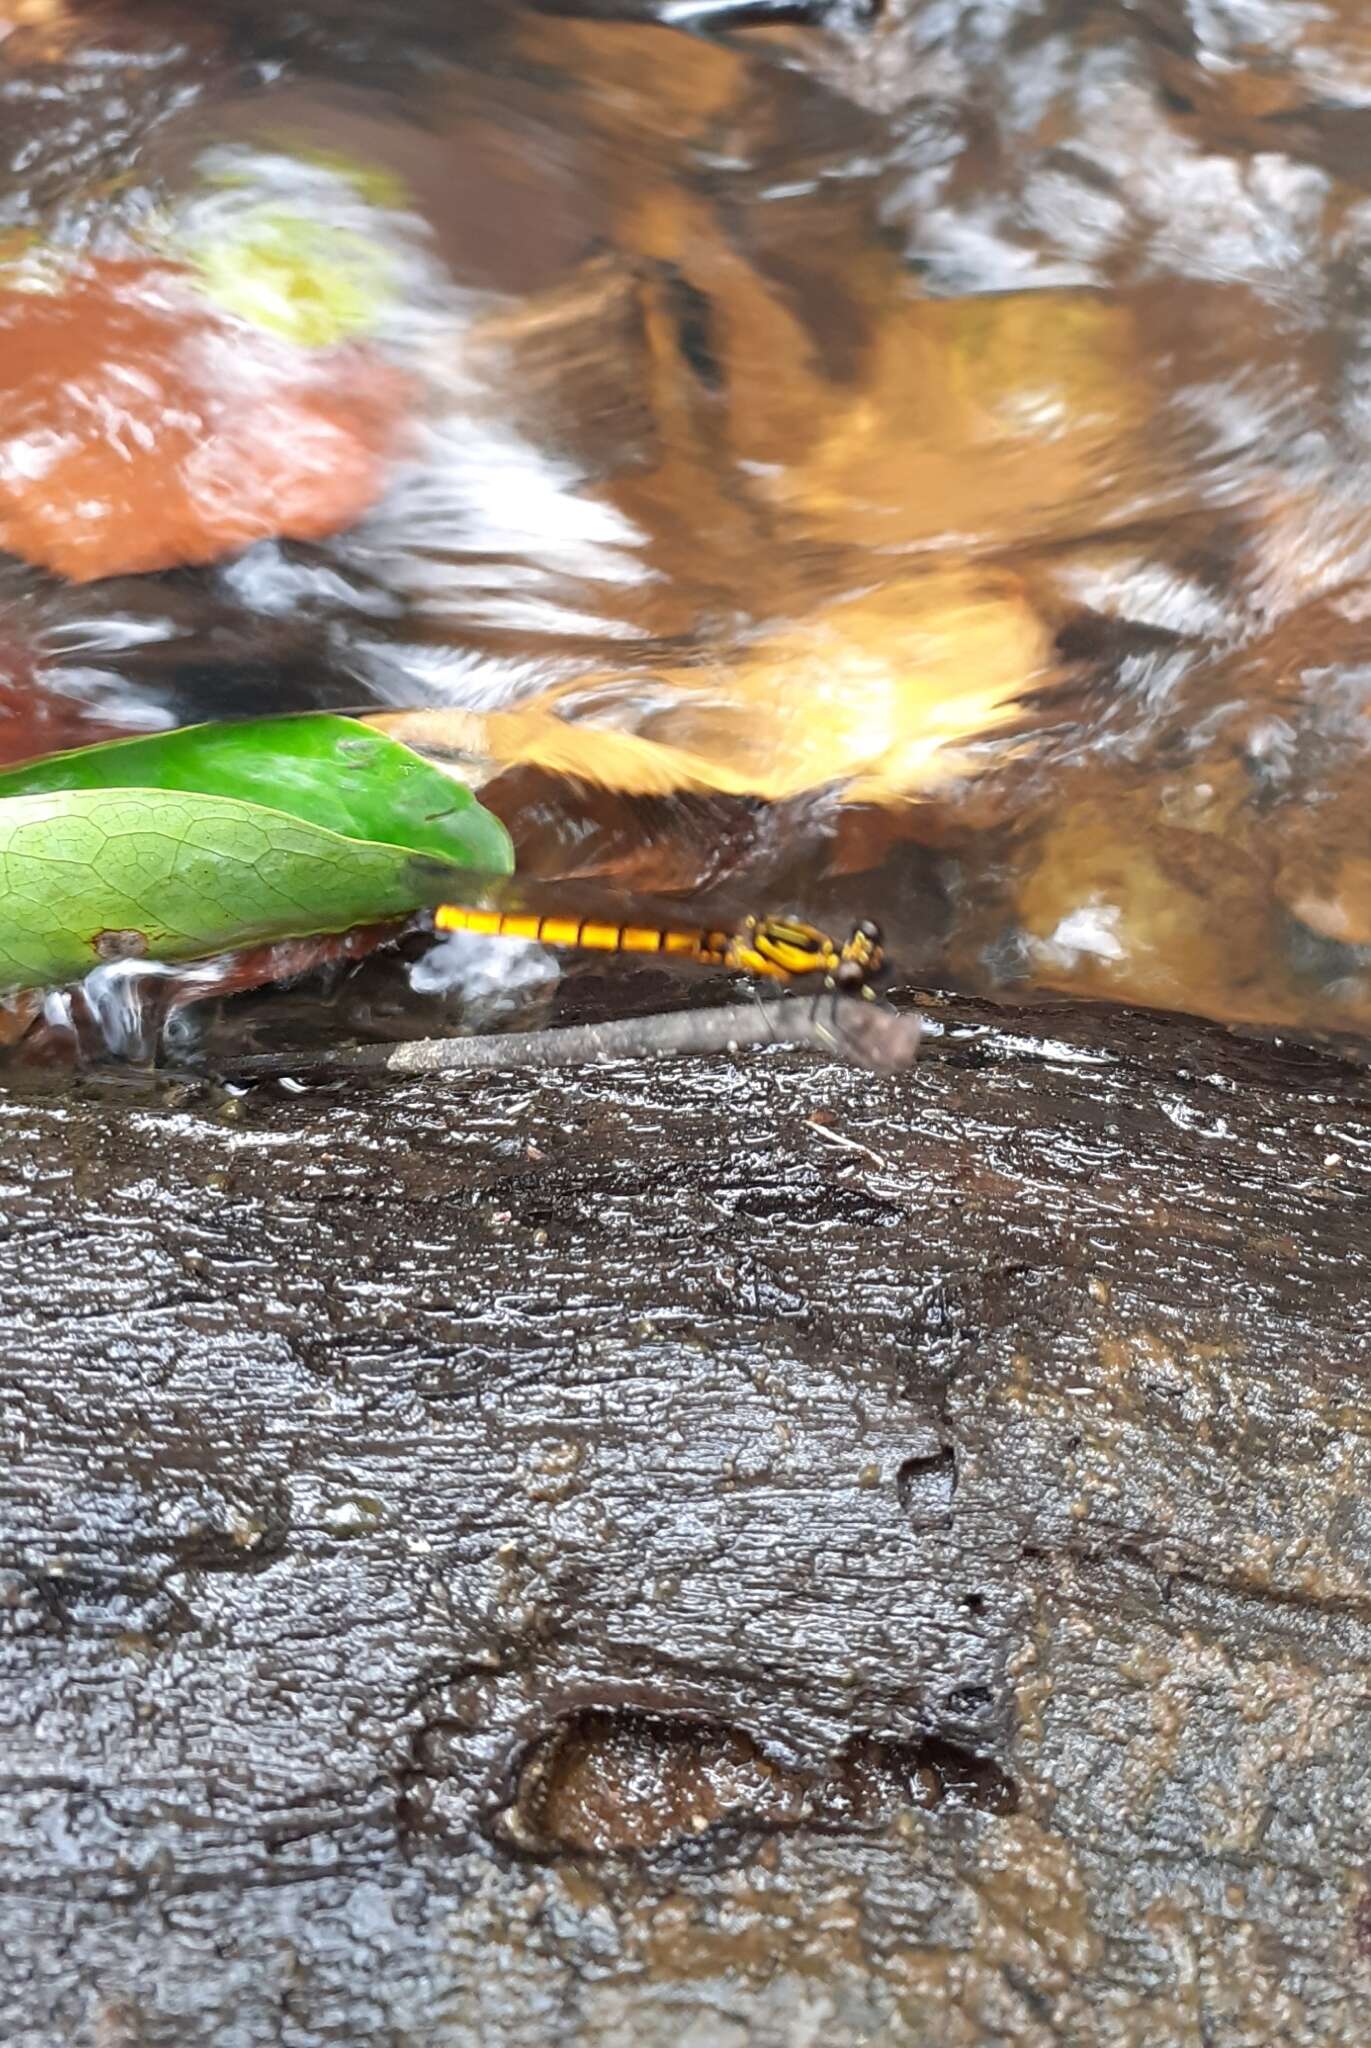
xmin=0 ymin=714 xmax=514 ymax=878
xmin=0 ymin=787 xmax=473 ymax=995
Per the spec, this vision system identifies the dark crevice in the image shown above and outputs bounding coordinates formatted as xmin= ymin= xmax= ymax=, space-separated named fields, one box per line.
xmin=897 ymin=1445 xmax=957 ymax=1528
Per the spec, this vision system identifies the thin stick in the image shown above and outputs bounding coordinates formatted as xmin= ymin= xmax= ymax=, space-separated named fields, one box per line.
xmin=232 ymin=998 xmax=921 ymax=1081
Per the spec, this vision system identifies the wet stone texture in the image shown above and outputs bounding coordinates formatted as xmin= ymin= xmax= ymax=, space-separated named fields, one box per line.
xmin=5 ymin=997 xmax=1371 ymax=2044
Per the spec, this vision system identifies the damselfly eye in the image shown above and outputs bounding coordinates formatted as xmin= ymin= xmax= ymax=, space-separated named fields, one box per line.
xmin=854 ymin=919 xmax=882 ymax=944
xmin=835 ymin=959 xmax=866 ymax=991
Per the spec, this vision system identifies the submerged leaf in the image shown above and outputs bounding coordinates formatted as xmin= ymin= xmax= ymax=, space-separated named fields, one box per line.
xmin=370 ymin=573 xmax=1048 ymax=803
xmin=0 ymin=787 xmax=475 ymax=995
xmin=0 ymin=713 xmax=514 ymax=876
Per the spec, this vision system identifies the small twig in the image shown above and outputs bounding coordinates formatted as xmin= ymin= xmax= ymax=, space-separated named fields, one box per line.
xmin=804 ymin=1118 xmax=890 ymax=1171
xmin=232 ymin=998 xmax=921 ymax=1082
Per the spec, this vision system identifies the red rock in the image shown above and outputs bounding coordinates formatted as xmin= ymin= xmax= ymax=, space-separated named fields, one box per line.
xmin=0 ymin=259 xmax=410 ymax=582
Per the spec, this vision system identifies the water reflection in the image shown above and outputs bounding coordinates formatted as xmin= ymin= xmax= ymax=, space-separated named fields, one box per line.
xmin=5 ymin=0 xmax=1371 ymax=1050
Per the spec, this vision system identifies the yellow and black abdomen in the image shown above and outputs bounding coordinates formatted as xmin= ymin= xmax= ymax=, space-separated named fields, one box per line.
xmin=432 ymin=904 xmax=884 ymax=992
xmin=434 ymin=904 xmax=718 ymax=962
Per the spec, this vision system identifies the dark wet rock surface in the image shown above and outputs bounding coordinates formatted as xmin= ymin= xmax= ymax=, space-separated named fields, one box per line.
xmin=6 ymin=994 xmax=1371 ymax=2043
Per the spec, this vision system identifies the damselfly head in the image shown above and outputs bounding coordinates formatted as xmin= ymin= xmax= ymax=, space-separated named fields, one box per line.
xmin=836 ymin=918 xmax=886 ymax=992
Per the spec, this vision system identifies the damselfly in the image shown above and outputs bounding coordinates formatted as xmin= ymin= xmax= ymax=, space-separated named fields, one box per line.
xmin=432 ymin=905 xmax=887 ymax=996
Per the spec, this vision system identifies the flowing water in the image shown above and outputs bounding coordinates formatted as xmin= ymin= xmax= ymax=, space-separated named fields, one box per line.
xmin=5 ymin=0 xmax=1371 ymax=1059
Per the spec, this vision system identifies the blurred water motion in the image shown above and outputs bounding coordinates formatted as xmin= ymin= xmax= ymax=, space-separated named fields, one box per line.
xmin=6 ymin=0 xmax=1371 ymax=1048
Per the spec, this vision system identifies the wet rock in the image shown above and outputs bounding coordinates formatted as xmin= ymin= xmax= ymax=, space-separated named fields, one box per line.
xmin=1013 ymin=782 xmax=1275 ymax=1019
xmin=6 ymin=994 xmax=1371 ymax=2042
xmin=0 ymin=259 xmax=409 ymax=581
